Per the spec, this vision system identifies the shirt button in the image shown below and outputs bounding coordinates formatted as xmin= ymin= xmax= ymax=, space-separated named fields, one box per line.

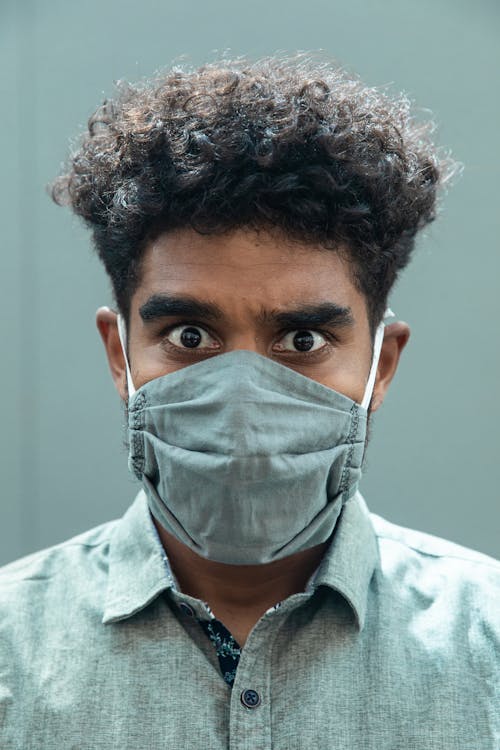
xmin=240 ymin=689 xmax=261 ymax=709
xmin=179 ymin=602 xmax=195 ymax=617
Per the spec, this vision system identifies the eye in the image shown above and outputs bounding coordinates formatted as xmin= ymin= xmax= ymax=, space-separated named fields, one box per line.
xmin=165 ymin=325 xmax=219 ymax=350
xmin=274 ymin=329 xmax=328 ymax=353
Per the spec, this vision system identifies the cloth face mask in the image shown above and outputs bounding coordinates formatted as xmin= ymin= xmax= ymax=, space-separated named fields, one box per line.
xmin=117 ymin=315 xmax=389 ymax=565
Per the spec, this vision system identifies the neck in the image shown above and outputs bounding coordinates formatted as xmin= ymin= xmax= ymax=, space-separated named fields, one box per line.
xmin=152 ymin=517 xmax=329 ymax=645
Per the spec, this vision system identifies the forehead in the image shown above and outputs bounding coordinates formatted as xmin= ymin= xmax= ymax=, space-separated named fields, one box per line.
xmin=135 ymin=227 xmax=364 ymax=311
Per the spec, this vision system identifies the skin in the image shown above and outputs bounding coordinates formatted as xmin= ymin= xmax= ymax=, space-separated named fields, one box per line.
xmin=97 ymin=226 xmax=409 ymax=646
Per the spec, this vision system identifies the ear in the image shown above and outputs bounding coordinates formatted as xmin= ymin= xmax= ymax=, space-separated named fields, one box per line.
xmin=370 ymin=321 xmax=410 ymax=412
xmin=96 ymin=306 xmax=128 ymax=402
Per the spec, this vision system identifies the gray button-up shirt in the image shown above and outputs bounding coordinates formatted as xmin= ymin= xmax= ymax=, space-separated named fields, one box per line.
xmin=0 ymin=490 xmax=498 ymax=749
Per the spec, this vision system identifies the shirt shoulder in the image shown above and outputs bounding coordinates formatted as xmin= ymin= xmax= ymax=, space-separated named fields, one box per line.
xmin=370 ymin=510 xmax=499 ymax=570
xmin=368 ymin=510 xmax=500 ymax=644
xmin=0 ymin=518 xmax=118 ymax=602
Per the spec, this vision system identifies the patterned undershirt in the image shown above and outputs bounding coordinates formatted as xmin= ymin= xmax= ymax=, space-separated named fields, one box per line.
xmin=196 ymin=598 xmax=286 ymax=687
xmin=197 ymin=618 xmax=242 ymax=687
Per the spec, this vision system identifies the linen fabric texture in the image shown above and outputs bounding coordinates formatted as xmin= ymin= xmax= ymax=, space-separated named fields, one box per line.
xmin=0 ymin=490 xmax=498 ymax=749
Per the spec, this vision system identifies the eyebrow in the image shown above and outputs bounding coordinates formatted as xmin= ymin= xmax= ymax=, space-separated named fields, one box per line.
xmin=139 ymin=294 xmax=224 ymax=322
xmin=139 ymin=293 xmax=354 ymax=329
xmin=261 ymin=303 xmax=354 ymax=330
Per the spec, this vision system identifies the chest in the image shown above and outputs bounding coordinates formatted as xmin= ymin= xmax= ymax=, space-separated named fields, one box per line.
xmin=1 ymin=609 xmax=492 ymax=750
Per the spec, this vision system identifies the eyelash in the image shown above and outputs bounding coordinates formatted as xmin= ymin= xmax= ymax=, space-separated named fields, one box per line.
xmin=160 ymin=321 xmax=218 ymax=346
xmin=274 ymin=329 xmax=338 ymax=358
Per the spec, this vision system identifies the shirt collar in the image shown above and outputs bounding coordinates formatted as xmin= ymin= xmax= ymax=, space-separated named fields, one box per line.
xmin=312 ymin=491 xmax=379 ymax=630
xmin=102 ymin=490 xmax=175 ymax=624
xmin=102 ymin=489 xmax=379 ymax=629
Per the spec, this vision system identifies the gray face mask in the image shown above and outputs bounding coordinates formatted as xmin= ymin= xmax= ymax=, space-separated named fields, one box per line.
xmin=117 ymin=314 xmax=389 ymax=565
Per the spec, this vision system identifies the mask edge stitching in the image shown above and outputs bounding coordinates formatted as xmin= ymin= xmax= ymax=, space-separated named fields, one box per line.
xmin=339 ymin=403 xmax=359 ymax=501
xmin=130 ymin=394 xmax=147 ymax=479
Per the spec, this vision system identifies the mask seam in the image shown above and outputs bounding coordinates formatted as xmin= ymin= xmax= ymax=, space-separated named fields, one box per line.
xmin=338 ymin=403 xmax=359 ymax=501
xmin=130 ymin=392 xmax=147 ymax=478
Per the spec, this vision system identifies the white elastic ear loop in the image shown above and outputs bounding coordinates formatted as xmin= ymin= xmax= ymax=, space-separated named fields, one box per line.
xmin=116 ymin=313 xmax=136 ymax=398
xmin=360 ymin=308 xmax=395 ymax=411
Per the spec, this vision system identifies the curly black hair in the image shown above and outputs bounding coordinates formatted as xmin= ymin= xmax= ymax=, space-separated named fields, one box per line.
xmin=51 ymin=53 xmax=456 ymax=333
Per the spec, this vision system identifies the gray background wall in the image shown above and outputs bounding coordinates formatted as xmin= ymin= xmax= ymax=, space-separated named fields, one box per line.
xmin=1 ymin=0 xmax=498 ymax=565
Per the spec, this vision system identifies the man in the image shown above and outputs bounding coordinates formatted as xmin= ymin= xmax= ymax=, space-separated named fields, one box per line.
xmin=1 ymin=55 xmax=498 ymax=748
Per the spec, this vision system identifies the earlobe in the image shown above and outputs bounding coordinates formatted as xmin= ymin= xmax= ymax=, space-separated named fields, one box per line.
xmin=370 ymin=322 xmax=410 ymax=412
xmin=95 ymin=306 xmax=128 ymax=401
